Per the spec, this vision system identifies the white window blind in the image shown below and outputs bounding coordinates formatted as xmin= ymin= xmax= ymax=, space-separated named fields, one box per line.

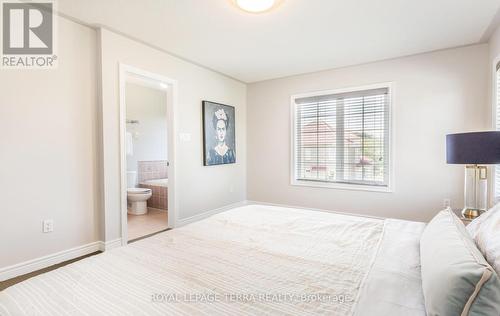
xmin=495 ymin=63 xmax=500 ymax=202
xmin=292 ymin=86 xmax=391 ymax=189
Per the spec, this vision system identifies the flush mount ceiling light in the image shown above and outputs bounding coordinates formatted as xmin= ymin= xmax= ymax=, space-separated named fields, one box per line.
xmin=235 ymin=0 xmax=276 ymax=13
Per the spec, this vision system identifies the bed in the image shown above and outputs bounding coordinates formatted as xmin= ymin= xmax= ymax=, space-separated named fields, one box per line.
xmin=0 ymin=204 xmax=426 ymax=315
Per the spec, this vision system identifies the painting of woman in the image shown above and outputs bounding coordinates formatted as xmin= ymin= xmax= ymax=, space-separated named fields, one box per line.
xmin=202 ymin=101 xmax=236 ymax=166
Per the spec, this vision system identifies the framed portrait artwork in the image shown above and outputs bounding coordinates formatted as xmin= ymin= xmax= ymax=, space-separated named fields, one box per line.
xmin=202 ymin=101 xmax=236 ymax=166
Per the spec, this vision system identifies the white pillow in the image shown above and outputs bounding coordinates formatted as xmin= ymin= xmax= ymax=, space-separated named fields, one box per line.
xmin=467 ymin=203 xmax=500 ymax=275
xmin=467 ymin=203 xmax=500 ymax=238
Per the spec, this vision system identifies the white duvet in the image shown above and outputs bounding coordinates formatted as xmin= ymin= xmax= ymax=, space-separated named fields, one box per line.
xmin=0 ymin=204 xmax=426 ymax=315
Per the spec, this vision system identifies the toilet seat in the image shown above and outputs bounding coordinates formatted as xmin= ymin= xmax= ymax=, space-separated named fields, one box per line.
xmin=127 ymin=188 xmax=152 ymax=194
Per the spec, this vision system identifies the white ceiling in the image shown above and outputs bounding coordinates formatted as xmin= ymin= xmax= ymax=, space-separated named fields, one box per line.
xmin=58 ymin=0 xmax=500 ymax=83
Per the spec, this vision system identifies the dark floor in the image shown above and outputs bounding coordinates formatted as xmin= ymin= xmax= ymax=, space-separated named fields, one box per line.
xmin=0 ymin=252 xmax=101 ymax=291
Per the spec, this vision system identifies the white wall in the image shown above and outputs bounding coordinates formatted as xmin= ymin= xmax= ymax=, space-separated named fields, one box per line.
xmin=247 ymin=44 xmax=490 ymax=222
xmin=99 ymin=28 xmax=247 ymax=241
xmin=0 ymin=17 xmax=99 ymax=268
xmin=488 ymin=24 xmax=500 ymax=204
xmin=489 ymin=24 xmax=500 ymax=123
xmin=125 ymin=83 xmax=168 ymax=174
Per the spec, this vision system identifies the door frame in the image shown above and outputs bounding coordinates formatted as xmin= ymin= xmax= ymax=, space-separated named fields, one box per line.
xmin=118 ymin=64 xmax=178 ymax=245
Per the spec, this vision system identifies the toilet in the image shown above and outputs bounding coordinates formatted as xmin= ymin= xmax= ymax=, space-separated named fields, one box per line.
xmin=127 ymin=171 xmax=152 ymax=215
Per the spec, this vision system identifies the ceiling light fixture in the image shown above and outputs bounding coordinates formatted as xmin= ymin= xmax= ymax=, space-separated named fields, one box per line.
xmin=235 ymin=0 xmax=276 ymax=13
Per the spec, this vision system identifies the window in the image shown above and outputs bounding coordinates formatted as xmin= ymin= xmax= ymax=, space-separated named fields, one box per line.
xmin=291 ymin=84 xmax=392 ymax=191
xmin=495 ymin=63 xmax=500 ymax=202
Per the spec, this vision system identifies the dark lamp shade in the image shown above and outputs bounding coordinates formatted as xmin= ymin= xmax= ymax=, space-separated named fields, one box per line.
xmin=446 ymin=131 xmax=500 ymax=164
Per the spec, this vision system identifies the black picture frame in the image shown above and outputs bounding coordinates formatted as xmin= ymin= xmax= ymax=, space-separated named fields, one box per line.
xmin=202 ymin=100 xmax=236 ymax=166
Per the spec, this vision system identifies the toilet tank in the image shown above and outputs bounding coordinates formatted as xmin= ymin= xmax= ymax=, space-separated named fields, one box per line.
xmin=126 ymin=171 xmax=137 ymax=188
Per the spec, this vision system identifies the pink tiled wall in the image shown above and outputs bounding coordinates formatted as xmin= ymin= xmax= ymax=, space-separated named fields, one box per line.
xmin=140 ymin=184 xmax=168 ymax=210
xmin=138 ymin=160 xmax=168 ymax=210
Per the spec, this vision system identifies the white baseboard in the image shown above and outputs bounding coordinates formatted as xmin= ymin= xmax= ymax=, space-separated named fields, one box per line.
xmin=0 ymin=238 xmax=123 ymax=282
xmin=0 ymin=242 xmax=101 ymax=281
xmin=98 ymin=238 xmax=122 ymax=251
xmin=246 ymin=200 xmax=386 ymax=220
xmin=177 ymin=200 xmax=249 ymax=227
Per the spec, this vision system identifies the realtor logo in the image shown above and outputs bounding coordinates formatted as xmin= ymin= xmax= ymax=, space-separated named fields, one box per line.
xmin=1 ymin=1 xmax=57 ymax=68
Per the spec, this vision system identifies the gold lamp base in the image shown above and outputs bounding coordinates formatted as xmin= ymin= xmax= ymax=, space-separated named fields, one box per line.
xmin=462 ymin=209 xmax=481 ymax=219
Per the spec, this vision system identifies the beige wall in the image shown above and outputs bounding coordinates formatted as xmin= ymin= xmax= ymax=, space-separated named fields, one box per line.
xmin=0 ymin=17 xmax=99 ymax=267
xmin=247 ymin=44 xmax=490 ymax=222
xmin=99 ymin=28 xmax=247 ymax=241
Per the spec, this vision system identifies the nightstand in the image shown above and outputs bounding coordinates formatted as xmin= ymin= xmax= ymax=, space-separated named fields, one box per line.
xmin=452 ymin=208 xmax=484 ymax=226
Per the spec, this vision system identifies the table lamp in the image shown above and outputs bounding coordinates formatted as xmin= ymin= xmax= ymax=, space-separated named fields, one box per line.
xmin=446 ymin=131 xmax=500 ymax=219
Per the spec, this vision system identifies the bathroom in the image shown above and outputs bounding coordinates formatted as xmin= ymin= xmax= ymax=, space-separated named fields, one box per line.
xmin=125 ymin=78 xmax=169 ymax=241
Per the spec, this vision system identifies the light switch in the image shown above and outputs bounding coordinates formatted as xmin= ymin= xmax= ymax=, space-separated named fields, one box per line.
xmin=179 ymin=133 xmax=191 ymax=142
xmin=43 ymin=219 xmax=54 ymax=233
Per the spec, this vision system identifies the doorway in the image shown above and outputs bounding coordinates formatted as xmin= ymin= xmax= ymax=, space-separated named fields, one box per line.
xmin=119 ymin=65 xmax=177 ymax=244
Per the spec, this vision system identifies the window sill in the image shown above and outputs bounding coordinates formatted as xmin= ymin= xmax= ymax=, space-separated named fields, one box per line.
xmin=290 ymin=179 xmax=393 ymax=193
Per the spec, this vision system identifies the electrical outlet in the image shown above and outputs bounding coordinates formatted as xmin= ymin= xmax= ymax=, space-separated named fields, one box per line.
xmin=229 ymin=185 xmax=234 ymax=193
xmin=443 ymin=199 xmax=451 ymax=209
xmin=42 ymin=219 xmax=54 ymax=233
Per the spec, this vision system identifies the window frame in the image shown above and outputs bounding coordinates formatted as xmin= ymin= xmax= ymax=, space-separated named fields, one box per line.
xmin=290 ymin=82 xmax=394 ymax=193
xmin=492 ymin=59 xmax=500 ymax=204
